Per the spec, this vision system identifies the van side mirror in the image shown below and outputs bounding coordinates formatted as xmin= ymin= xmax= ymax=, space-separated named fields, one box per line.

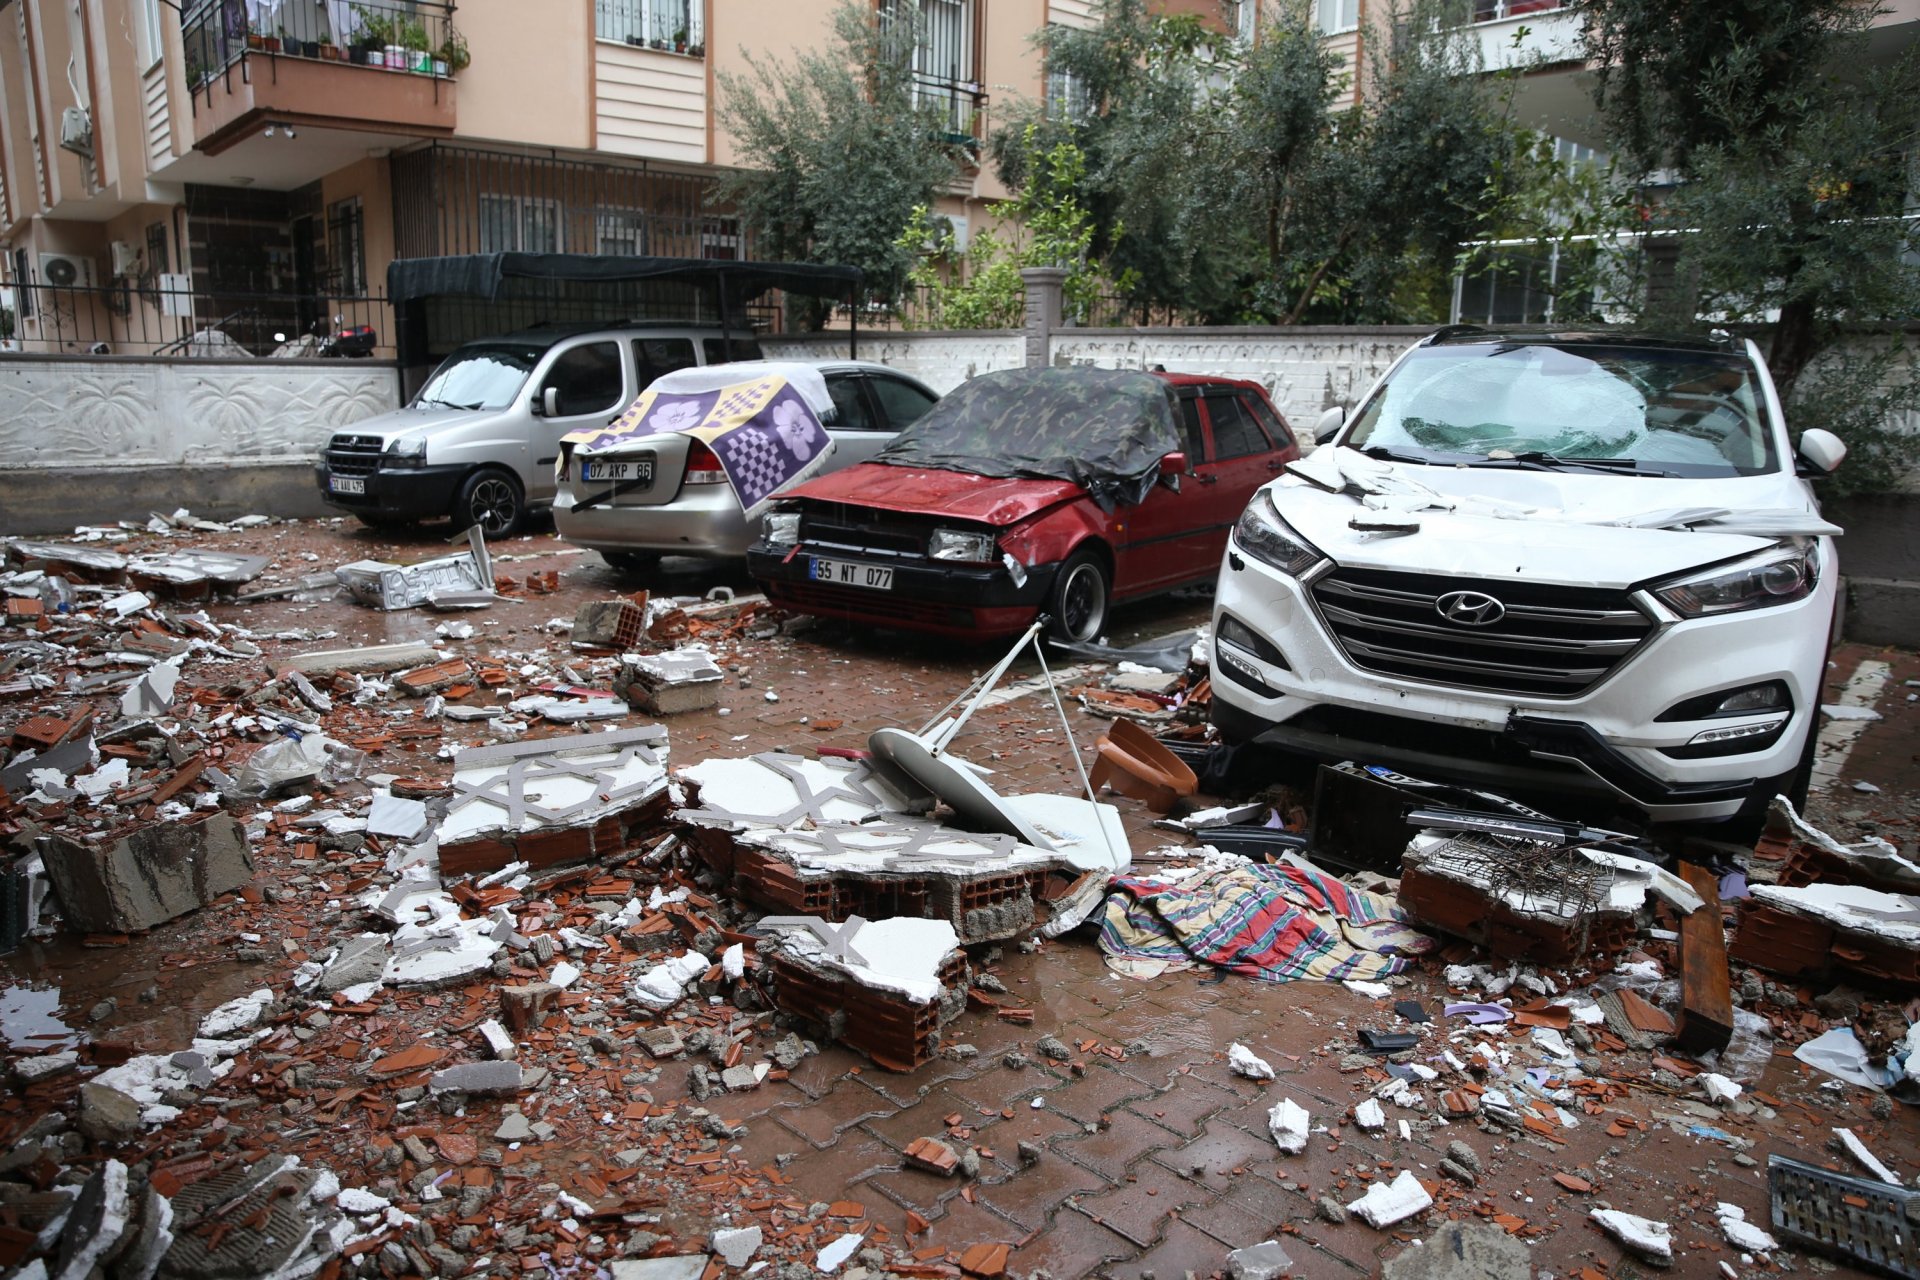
xmin=1314 ymin=405 xmax=1345 ymax=446
xmin=1796 ymin=427 xmax=1846 ymax=476
xmin=536 ymin=386 xmax=560 ymax=418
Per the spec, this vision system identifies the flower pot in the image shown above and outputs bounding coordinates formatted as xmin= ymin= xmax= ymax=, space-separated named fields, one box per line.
xmin=384 ymin=44 xmax=407 ymax=69
xmin=302 ymin=40 xmax=320 ymax=58
xmin=626 ymin=34 xmax=642 ymax=45
xmin=674 ymin=40 xmax=685 ymax=52
xmin=365 ymin=48 xmax=384 ymax=66
xmin=321 ymin=44 xmax=341 ymax=61
xmin=246 ymin=33 xmax=266 ymax=50
xmin=431 ymin=57 xmax=448 ymax=76
xmin=261 ymin=36 xmax=280 ymax=53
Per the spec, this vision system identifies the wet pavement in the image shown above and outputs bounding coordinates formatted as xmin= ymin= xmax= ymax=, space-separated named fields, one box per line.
xmin=2 ymin=514 xmax=1917 ymax=1280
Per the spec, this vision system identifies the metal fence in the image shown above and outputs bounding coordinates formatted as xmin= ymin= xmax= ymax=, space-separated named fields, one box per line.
xmin=594 ymin=0 xmax=704 ymax=51
xmin=181 ymin=0 xmax=460 ymax=90
xmin=1 ymin=279 xmax=395 ymax=358
xmin=1469 ymin=0 xmax=1563 ymax=21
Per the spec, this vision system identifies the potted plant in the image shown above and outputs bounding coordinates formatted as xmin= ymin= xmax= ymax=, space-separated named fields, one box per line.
xmin=246 ymin=22 xmax=266 ymax=50
xmin=352 ymin=12 xmax=389 ymax=64
xmin=319 ymin=40 xmax=340 ymax=60
xmin=397 ymin=16 xmax=429 ymax=72
xmin=625 ymin=33 xmax=642 ymax=45
xmin=673 ymin=25 xmax=686 ymax=52
xmin=437 ymin=32 xmax=468 ymax=75
xmin=302 ymin=36 xmax=321 ymax=58
xmin=687 ymin=40 xmax=703 ymax=57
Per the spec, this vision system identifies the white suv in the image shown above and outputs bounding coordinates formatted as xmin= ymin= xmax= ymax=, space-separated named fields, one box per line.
xmin=1210 ymin=329 xmax=1848 ymax=831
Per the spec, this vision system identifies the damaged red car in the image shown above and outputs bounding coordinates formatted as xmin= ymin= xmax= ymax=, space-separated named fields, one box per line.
xmin=746 ymin=367 xmax=1299 ymax=641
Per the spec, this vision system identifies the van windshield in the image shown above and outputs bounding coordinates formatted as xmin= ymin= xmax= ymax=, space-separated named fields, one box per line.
xmin=1344 ymin=343 xmax=1778 ymax=477
xmin=415 ymin=344 xmax=545 ymax=411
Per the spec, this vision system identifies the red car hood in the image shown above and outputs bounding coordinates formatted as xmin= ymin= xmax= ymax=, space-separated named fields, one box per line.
xmin=788 ymin=463 xmax=1082 ymax=526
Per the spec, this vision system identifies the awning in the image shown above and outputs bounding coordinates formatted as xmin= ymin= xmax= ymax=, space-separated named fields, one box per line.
xmin=386 ymin=254 xmax=863 ymax=305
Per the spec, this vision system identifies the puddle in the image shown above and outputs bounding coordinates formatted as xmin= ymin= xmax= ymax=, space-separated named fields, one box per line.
xmin=1130 ymin=1012 xmax=1217 ymax=1059
xmin=0 ymin=985 xmax=79 ymax=1051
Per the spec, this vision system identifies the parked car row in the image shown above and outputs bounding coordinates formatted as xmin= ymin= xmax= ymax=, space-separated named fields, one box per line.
xmin=314 ymin=325 xmax=1849 ymax=836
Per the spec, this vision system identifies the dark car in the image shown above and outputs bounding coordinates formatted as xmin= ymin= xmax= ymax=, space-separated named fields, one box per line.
xmin=746 ymin=366 xmax=1300 ymax=642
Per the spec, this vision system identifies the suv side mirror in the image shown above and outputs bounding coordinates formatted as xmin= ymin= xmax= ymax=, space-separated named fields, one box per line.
xmin=1796 ymin=427 xmax=1846 ymax=476
xmin=1314 ymin=405 xmax=1345 ymax=446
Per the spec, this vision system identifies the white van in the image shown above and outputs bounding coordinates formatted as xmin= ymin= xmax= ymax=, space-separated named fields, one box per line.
xmin=314 ymin=322 xmax=762 ymax=536
xmin=1210 ymin=328 xmax=1849 ymax=833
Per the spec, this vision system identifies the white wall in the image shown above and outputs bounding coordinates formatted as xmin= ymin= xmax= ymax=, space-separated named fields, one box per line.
xmin=0 ymin=357 xmax=399 ymax=470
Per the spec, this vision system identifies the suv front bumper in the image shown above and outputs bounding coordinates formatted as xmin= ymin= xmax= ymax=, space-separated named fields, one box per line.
xmin=1207 ymin=540 xmax=1835 ymax=824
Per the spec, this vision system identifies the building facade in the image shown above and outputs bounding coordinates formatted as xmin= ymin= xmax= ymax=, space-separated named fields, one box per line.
xmin=0 ymin=0 xmax=1184 ymax=356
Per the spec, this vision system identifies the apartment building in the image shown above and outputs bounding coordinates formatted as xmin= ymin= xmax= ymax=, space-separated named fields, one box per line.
xmin=0 ymin=0 xmax=1204 ymax=355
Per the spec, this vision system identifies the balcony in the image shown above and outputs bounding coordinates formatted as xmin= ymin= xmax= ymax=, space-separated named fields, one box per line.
xmin=182 ymin=0 xmax=459 ymax=153
xmin=1469 ymin=0 xmax=1563 ymax=20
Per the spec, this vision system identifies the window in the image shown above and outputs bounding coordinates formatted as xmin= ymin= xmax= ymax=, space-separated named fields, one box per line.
xmin=479 ymin=195 xmax=562 ymax=254
xmin=1205 ymin=394 xmax=1273 ymax=459
xmin=869 ymin=376 xmax=938 ymax=430
xmin=905 ymin=0 xmax=977 ymax=135
xmin=137 ymin=0 xmax=165 ymax=69
xmin=1317 ymin=0 xmax=1360 ymax=33
xmin=1246 ymin=397 xmax=1296 ymax=450
xmin=540 ymin=342 xmax=624 ymax=417
xmin=701 ymin=337 xmax=763 ymax=364
xmin=596 ymin=211 xmax=648 ymax=256
xmin=595 ymin=0 xmax=700 ymax=47
xmin=824 ymin=377 xmax=873 ymax=430
xmin=327 ymin=196 xmax=365 ymax=293
xmin=701 ymin=217 xmax=742 ymax=261
xmin=1178 ymin=398 xmax=1206 ymax=461
xmin=633 ymin=338 xmax=697 ymax=385
xmin=144 ymin=222 xmax=170 ymax=280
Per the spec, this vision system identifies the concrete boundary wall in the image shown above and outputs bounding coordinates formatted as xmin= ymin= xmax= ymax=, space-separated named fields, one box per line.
xmin=0 ymin=356 xmax=400 ymax=532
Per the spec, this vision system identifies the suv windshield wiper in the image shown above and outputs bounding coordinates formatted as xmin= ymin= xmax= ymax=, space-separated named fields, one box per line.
xmin=1471 ymin=451 xmax=1675 ymax=477
xmin=1357 ymin=445 xmax=1435 ymax=465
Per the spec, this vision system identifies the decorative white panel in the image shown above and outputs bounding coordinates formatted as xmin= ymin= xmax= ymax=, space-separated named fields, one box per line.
xmin=594 ymin=42 xmax=706 ymax=164
xmin=0 ymin=360 xmax=400 ymax=468
xmin=142 ymin=62 xmax=171 ymax=167
xmin=761 ymin=333 xmax=1026 ymax=396
xmin=1048 ymin=0 xmax=1097 ymax=29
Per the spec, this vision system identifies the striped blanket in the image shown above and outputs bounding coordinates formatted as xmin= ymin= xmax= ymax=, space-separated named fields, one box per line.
xmin=1097 ymin=861 xmax=1433 ymax=983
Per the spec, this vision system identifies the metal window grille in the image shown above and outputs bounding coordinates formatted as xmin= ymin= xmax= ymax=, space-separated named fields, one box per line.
xmin=595 ymin=0 xmax=702 ymax=48
xmin=327 ymin=197 xmax=365 ymax=293
xmin=912 ymin=0 xmax=977 ymax=137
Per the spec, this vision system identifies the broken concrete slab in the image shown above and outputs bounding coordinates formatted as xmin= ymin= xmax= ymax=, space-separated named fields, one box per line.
xmin=315 ymin=935 xmax=389 ymax=995
xmin=280 ymin=642 xmax=439 ymax=677
xmin=1590 ymin=1208 xmax=1672 ymax=1263
xmin=615 ymin=649 xmax=724 ymax=715
xmin=429 ymin=1061 xmax=523 ymax=1096
xmin=335 ymin=525 xmax=493 ymax=611
xmin=1382 ymin=1222 xmax=1531 ymax=1280
xmin=761 ymin=916 xmax=967 ymax=1072
xmin=1225 ymin=1240 xmax=1294 ymax=1280
xmin=572 ymin=599 xmax=646 ymax=650
xmin=40 ymin=812 xmax=253 ymax=934
xmin=711 ymin=1225 xmax=762 ymax=1268
xmin=1347 ymin=1169 xmax=1433 ymax=1228
xmin=119 ymin=659 xmax=181 ymax=718
xmin=608 ymin=1258 xmax=706 ymax=1280
xmin=436 ymin=725 xmax=671 ymax=876
xmin=50 ymin=1160 xmax=131 ymax=1280
xmin=197 ymin=988 xmax=272 ymax=1039
xmin=159 ymin=1155 xmax=337 ymax=1279
xmin=77 ymin=1082 xmax=144 ymax=1144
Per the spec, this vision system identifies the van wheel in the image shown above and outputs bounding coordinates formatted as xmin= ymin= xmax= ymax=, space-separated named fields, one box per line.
xmin=457 ymin=469 xmax=523 ymax=538
xmin=602 ymin=551 xmax=661 ymax=574
xmin=1047 ymin=549 xmax=1109 ymax=643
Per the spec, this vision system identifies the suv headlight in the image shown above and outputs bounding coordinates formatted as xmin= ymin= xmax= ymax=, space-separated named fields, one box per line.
xmin=1652 ymin=541 xmax=1817 ymax=618
xmin=764 ymin=511 xmax=801 ymax=546
xmin=1232 ymin=491 xmax=1324 ymax=578
xmin=929 ymin=528 xmax=996 ymax=562
xmin=383 ymin=437 xmax=427 ymax=471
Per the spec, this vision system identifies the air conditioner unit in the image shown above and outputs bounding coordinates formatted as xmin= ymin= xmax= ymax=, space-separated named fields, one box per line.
xmin=38 ymin=252 xmax=96 ymax=288
xmin=58 ymin=106 xmax=92 ymax=156
xmin=110 ymin=240 xmax=140 ymax=276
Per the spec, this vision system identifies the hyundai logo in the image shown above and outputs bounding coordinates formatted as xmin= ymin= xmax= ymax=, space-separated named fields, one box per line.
xmin=1435 ymin=590 xmax=1507 ymax=626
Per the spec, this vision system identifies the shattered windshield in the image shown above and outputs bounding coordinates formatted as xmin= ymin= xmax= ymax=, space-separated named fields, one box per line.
xmin=1344 ymin=343 xmax=1778 ymax=477
xmin=414 ymin=344 xmax=544 ymax=411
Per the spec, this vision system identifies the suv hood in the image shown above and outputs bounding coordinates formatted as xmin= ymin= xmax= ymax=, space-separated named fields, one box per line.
xmin=1274 ymin=446 xmax=1837 ymax=587
xmin=339 ymin=404 xmax=499 ymax=447
xmin=791 ymin=463 xmax=1083 ymax=526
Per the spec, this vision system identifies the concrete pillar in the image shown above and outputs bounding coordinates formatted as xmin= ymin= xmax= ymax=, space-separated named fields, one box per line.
xmin=1020 ymin=267 xmax=1067 ymax=369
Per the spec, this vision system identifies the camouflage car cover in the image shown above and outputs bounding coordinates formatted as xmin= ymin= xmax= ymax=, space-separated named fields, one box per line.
xmin=874 ymin=367 xmax=1182 ymax=512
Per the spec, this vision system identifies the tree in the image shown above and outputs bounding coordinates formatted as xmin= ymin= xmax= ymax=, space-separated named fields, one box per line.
xmin=715 ymin=2 xmax=965 ymax=324
xmin=895 ymin=128 xmax=1133 ymax=330
xmin=1573 ymin=0 xmax=1920 ymax=487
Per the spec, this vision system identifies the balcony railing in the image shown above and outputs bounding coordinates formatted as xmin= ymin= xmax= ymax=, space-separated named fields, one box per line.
xmin=181 ymin=0 xmax=462 ymax=90
xmin=1470 ymin=0 xmax=1563 ymax=22
xmin=594 ymin=0 xmax=705 ymax=54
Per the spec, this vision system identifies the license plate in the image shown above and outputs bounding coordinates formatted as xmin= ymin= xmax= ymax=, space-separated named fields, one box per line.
xmin=808 ymin=557 xmax=893 ymax=591
xmin=329 ymin=475 xmax=365 ymax=495
xmin=584 ymin=458 xmax=653 ymax=485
